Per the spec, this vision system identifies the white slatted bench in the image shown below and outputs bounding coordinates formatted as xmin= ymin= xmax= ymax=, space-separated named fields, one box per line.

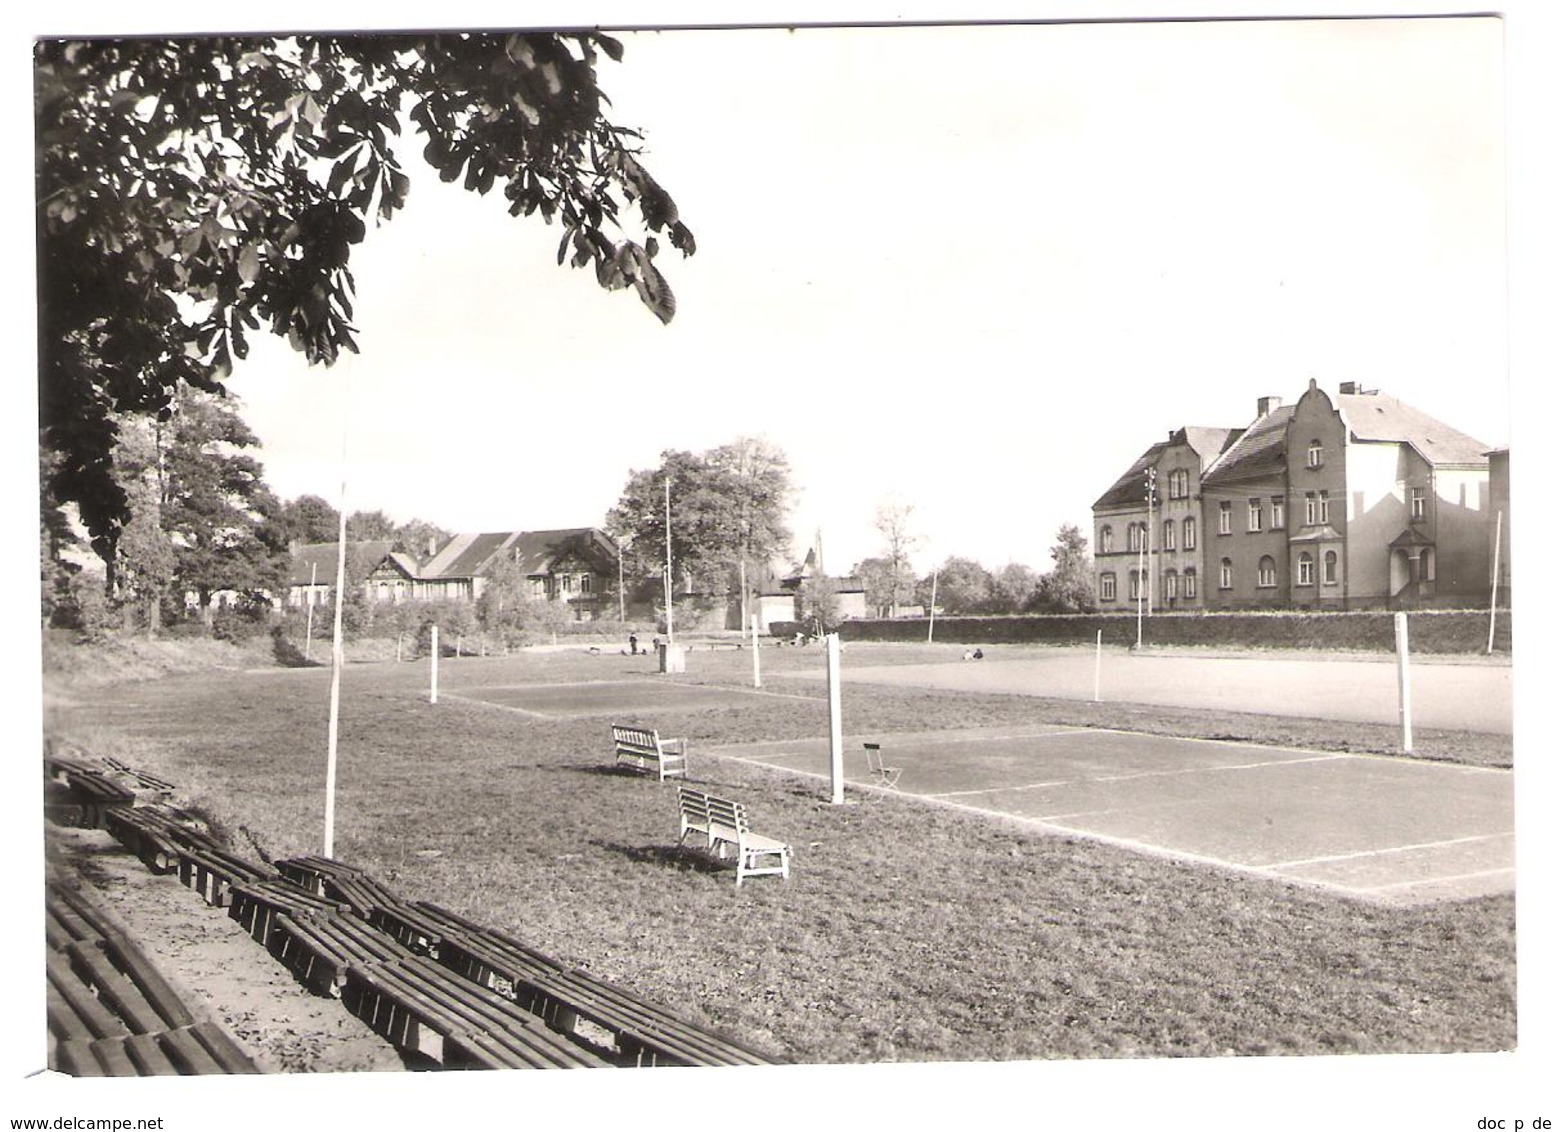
xmin=612 ymin=725 xmax=688 ymax=781
xmin=675 ymin=788 xmax=791 ymax=886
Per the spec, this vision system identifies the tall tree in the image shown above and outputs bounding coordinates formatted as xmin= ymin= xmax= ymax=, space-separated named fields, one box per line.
xmin=346 ymin=509 xmax=397 ymax=541
xmin=606 ymin=442 xmax=794 ymax=600
xmin=988 ymin=561 xmax=1040 ymax=614
xmin=159 ymin=389 xmax=291 ymax=620
xmin=37 ymin=33 xmax=695 ymax=565
xmin=705 ymin=437 xmax=794 ymax=629
xmin=927 ymin=556 xmax=994 ymax=615
xmin=873 ymin=500 xmax=922 ymax=615
xmin=279 ymin=494 xmax=341 ymax=544
xmin=851 ymin=555 xmax=915 ymax=620
xmin=1030 ymin=524 xmax=1096 ymax=613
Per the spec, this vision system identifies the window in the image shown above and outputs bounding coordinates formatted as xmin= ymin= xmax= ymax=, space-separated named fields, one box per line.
xmin=1219 ymin=558 xmax=1233 ymax=590
xmin=1304 ymin=492 xmax=1317 ymax=526
xmin=1258 ymin=556 xmax=1277 ymax=588
xmin=559 ymin=574 xmax=576 ymax=594
xmin=1410 ymin=487 xmax=1426 ymax=521
xmin=1307 ymin=439 xmax=1323 ymax=467
xmin=1297 ymin=552 xmax=1315 ymax=586
xmin=1324 ymin=551 xmax=1338 ymax=585
xmin=1248 ymin=499 xmax=1262 ymax=532
xmin=1100 ymin=572 xmax=1117 ymax=601
xmin=1319 ymin=491 xmax=1331 ymax=524
xmin=1168 ymin=469 xmax=1189 ymax=499
xmin=1129 ymin=570 xmax=1141 ymax=600
xmin=1163 ymin=519 xmax=1175 ymax=551
xmin=1271 ymin=497 xmax=1285 ymax=530
xmin=1218 ymin=502 xmax=1232 ymax=535
xmin=1164 ymin=569 xmax=1177 ymax=604
xmin=1183 ymin=517 xmax=1196 ymax=550
xmin=1100 ymin=525 xmax=1114 ymax=554
xmin=1183 ymin=568 xmax=1197 ymax=598
xmin=531 ymin=578 xmax=547 ymax=598
xmin=580 ymin=574 xmax=596 ymax=595
xmin=1128 ymin=523 xmax=1142 ymax=553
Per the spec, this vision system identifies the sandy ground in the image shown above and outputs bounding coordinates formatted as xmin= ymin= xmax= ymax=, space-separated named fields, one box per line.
xmin=44 ymin=822 xmax=406 ymax=1075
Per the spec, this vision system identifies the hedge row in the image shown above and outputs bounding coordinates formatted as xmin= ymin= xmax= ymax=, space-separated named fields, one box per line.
xmin=830 ymin=609 xmax=1512 ymax=654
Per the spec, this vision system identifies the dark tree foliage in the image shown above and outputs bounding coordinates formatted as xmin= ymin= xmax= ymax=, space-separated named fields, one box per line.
xmin=37 ymin=32 xmax=695 ymax=562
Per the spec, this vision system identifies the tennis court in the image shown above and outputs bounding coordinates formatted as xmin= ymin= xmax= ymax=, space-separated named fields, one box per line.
xmin=711 ymin=724 xmax=1514 ymax=907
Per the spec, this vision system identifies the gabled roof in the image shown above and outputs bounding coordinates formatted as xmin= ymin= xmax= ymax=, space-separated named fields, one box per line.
xmin=1093 ymin=441 xmax=1169 ymax=510
xmin=1179 ymin=426 xmax=1246 ymax=465
xmin=1336 ymin=392 xmax=1489 ymax=466
xmin=286 ymin=541 xmax=395 ymax=586
xmin=1203 ymin=404 xmax=1297 ymax=485
xmin=420 ymin=528 xmax=618 ymax=581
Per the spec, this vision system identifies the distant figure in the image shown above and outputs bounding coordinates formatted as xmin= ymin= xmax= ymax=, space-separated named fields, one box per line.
xmin=628 ymin=633 xmax=639 ymax=656
xmin=963 ymin=648 xmax=985 ymax=660
xmin=973 ymin=648 xmax=984 ymax=660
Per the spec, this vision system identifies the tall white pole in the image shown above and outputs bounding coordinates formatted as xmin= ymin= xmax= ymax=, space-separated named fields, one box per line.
xmin=1146 ymin=467 xmax=1156 ymax=617
xmin=429 ymin=626 xmax=439 ymax=705
xmin=826 ymin=633 xmax=844 ymax=804
xmin=751 ymin=613 xmax=762 ymax=688
xmin=1394 ymin=611 xmax=1413 ymax=753
xmin=1487 ymin=510 xmax=1503 ymax=654
xmin=1094 ymin=628 xmax=1102 ymax=702
xmin=663 ymin=476 xmax=674 ymax=644
xmin=324 ymin=472 xmax=349 ymax=858
xmin=926 ymin=568 xmax=938 ymax=644
xmin=1136 ymin=540 xmax=1144 ymax=650
xmin=304 ymin=565 xmax=317 ymax=662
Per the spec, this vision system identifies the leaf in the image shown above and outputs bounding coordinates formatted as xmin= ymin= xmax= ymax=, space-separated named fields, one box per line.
xmin=596 ymin=32 xmax=624 ymax=62
xmin=237 ymin=245 xmax=261 ymax=285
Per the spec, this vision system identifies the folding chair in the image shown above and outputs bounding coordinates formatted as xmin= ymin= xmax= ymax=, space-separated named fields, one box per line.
xmin=863 ymin=743 xmax=901 ymax=793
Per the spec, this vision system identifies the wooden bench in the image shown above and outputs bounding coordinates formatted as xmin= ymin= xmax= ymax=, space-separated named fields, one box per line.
xmin=227 ymin=878 xmax=351 ymax=944
xmin=276 ymin=855 xmax=402 ymax=919
xmin=675 ymin=788 xmax=791 ymax=886
xmin=266 ymin=912 xmax=409 ymax=998
xmin=45 ymin=882 xmax=259 ymax=1076
xmin=412 ymin=901 xmax=782 ymax=1067
xmin=340 ymin=954 xmax=610 ymax=1068
xmin=612 ymin=724 xmax=688 ymax=780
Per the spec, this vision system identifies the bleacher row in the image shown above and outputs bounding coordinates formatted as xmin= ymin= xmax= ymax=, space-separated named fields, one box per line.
xmin=45 ymin=879 xmax=261 ymax=1075
xmin=46 ymin=748 xmax=783 ymax=1072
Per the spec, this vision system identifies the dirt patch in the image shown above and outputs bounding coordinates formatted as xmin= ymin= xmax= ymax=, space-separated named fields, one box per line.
xmin=46 ymin=822 xmax=406 ymax=1074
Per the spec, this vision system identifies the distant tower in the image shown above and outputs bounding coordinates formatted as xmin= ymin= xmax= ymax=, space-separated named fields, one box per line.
xmin=813 ymin=528 xmax=825 ymax=577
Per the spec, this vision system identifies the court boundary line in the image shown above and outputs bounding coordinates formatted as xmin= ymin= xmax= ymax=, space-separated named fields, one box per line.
xmin=709 ymin=737 xmax=1512 ymax=907
xmin=1260 ymin=832 xmax=1514 ymax=871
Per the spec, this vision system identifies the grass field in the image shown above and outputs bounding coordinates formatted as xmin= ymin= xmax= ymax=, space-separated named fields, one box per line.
xmin=44 ymin=641 xmax=1517 ymax=1063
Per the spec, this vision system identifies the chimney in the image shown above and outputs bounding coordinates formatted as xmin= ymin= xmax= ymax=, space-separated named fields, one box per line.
xmin=427 ymin=534 xmax=438 ymax=558
xmin=1339 ymin=381 xmax=1359 ymax=395
xmin=1256 ymin=395 xmax=1283 ymax=417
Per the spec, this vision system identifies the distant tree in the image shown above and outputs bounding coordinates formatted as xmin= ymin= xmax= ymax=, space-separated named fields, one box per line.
xmin=796 ymin=574 xmax=842 ymax=637
xmin=872 ymin=500 xmax=922 ymax=614
xmin=606 ymin=442 xmax=794 ymax=599
xmin=988 ymin=562 xmax=1040 ymax=615
xmin=38 ymin=33 xmax=695 ymax=566
xmin=394 ymin=518 xmax=451 ymax=564
xmin=158 ymin=390 xmax=291 ymax=622
xmin=346 ymin=509 xmax=397 ymax=541
xmin=705 ymin=437 xmax=794 ymax=627
xmin=280 ymin=495 xmax=341 ymax=544
xmin=852 ymin=555 xmax=916 ymax=619
xmin=1030 ymin=524 xmax=1096 ymax=613
xmin=927 ymin=556 xmax=994 ymax=615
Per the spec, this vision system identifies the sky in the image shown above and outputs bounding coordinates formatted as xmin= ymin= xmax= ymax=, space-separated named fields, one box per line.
xmin=218 ymin=16 xmax=1511 ymax=577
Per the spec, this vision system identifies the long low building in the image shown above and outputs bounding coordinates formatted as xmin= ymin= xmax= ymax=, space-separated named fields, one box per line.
xmin=283 ymin=528 xmax=620 ymax=620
